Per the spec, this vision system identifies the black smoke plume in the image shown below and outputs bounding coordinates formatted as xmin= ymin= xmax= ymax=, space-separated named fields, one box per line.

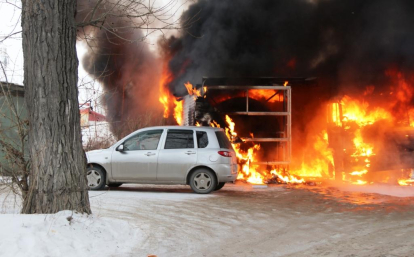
xmin=76 ymin=0 xmax=163 ymax=138
xmin=163 ymin=0 xmax=414 ymax=97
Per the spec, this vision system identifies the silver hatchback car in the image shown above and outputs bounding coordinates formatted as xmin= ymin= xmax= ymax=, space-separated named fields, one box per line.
xmin=86 ymin=126 xmax=238 ymax=194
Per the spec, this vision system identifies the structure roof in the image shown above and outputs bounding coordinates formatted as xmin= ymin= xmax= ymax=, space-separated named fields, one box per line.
xmin=201 ymin=77 xmax=317 ymax=87
xmin=0 ymin=81 xmax=24 ymax=97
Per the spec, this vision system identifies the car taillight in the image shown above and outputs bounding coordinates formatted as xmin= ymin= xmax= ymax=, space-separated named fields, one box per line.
xmin=218 ymin=151 xmax=232 ymax=157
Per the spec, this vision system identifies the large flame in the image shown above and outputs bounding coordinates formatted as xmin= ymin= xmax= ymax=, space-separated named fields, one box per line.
xmin=290 ymin=80 xmax=413 ymax=186
xmin=290 ymin=131 xmax=333 ymax=178
xmin=329 ymin=96 xmax=391 ymax=184
xmin=174 ymin=100 xmax=183 ymax=126
xmin=184 ymin=81 xmax=202 ymax=97
xmin=158 ymin=62 xmax=183 ymax=125
xmin=341 ymin=95 xmax=393 ymax=126
xmin=158 ymin=69 xmax=173 ymax=119
xmin=223 ymin=115 xmax=304 ymax=184
xmin=160 ymin=73 xmax=414 ymax=186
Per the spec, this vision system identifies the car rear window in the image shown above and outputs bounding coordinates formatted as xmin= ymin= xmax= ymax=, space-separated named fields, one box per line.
xmin=165 ymin=129 xmax=194 ymax=149
xmin=196 ymin=131 xmax=208 ymax=148
xmin=215 ymin=131 xmax=233 ymax=149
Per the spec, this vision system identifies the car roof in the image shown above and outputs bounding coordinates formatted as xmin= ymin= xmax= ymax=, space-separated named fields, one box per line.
xmin=140 ymin=125 xmax=223 ymax=131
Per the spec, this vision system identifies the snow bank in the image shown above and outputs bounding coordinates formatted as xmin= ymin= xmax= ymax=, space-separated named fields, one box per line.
xmin=0 ymin=210 xmax=143 ymax=257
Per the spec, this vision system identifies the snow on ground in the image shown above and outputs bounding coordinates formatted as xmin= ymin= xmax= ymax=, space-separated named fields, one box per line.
xmin=0 ymin=211 xmax=142 ymax=257
xmin=1 ymin=182 xmax=414 ymax=257
xmin=0 ymin=185 xmax=215 ymax=257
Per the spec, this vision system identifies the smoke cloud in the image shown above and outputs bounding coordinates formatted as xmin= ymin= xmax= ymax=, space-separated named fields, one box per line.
xmin=76 ymin=0 xmax=163 ymax=138
xmin=163 ymin=0 xmax=414 ymax=97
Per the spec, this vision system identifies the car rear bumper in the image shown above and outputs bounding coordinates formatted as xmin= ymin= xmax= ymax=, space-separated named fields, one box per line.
xmin=213 ymin=163 xmax=238 ymax=183
xmin=219 ymin=174 xmax=238 ymax=183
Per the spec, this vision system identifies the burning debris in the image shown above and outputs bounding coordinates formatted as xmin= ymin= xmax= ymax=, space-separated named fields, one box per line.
xmin=327 ymin=71 xmax=414 ymax=185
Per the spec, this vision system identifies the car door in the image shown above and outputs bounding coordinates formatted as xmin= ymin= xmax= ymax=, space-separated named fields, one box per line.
xmin=157 ymin=129 xmax=197 ymax=183
xmin=111 ymin=129 xmax=164 ymax=181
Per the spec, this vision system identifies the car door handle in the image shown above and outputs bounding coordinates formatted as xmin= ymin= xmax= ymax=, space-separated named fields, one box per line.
xmin=185 ymin=151 xmax=196 ymax=155
xmin=145 ymin=152 xmax=156 ymax=156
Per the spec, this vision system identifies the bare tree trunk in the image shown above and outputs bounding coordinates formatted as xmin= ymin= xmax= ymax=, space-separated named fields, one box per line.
xmin=21 ymin=0 xmax=91 ymax=214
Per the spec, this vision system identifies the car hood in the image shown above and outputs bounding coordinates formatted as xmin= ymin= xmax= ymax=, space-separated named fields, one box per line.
xmin=86 ymin=148 xmax=112 ymax=162
xmin=86 ymin=149 xmax=106 ymax=155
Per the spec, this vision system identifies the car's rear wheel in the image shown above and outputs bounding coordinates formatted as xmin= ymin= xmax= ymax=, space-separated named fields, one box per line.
xmin=108 ymin=183 xmax=123 ymax=188
xmin=189 ymin=168 xmax=217 ymax=194
xmin=87 ymin=166 xmax=106 ymax=190
xmin=215 ymin=182 xmax=226 ymax=191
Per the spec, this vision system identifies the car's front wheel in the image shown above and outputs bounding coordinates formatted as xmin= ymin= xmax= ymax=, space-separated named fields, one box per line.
xmin=87 ymin=166 xmax=106 ymax=190
xmin=189 ymin=168 xmax=217 ymax=194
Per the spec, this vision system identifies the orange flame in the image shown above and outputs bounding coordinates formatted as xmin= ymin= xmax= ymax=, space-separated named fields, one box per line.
xmin=350 ymin=169 xmax=368 ymax=176
xmin=323 ymin=89 xmax=414 ymax=185
xmin=158 ymin=63 xmax=174 ymax=118
xmin=184 ymin=81 xmax=202 ymax=97
xmin=248 ymin=90 xmax=284 ymax=103
xmin=174 ymin=99 xmax=183 ymax=126
xmin=324 ymin=95 xmax=394 ymax=184
xmin=210 ymin=120 xmax=220 ymax=128
xmin=398 ymin=179 xmax=414 ymax=186
xmin=353 ymin=180 xmax=368 ymax=185
xmin=158 ymin=62 xmax=184 ymax=125
xmin=224 ymin=115 xmax=304 ymax=184
xmin=271 ymin=169 xmax=305 ymax=183
xmin=290 ymin=131 xmax=333 ymax=178
xmin=341 ymin=95 xmax=393 ymax=126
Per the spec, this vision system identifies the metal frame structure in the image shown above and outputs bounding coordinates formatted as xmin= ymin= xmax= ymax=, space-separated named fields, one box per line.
xmin=202 ymin=84 xmax=292 ymax=165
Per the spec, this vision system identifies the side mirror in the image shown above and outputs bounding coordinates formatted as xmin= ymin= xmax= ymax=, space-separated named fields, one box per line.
xmin=117 ymin=144 xmax=124 ymax=152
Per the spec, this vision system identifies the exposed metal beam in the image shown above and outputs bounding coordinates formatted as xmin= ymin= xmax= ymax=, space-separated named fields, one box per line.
xmin=204 ymin=85 xmax=289 ymax=90
xmin=226 ymin=112 xmax=289 ymax=116
xmin=242 ymin=138 xmax=289 ymax=142
xmin=250 ymin=161 xmax=291 ymax=165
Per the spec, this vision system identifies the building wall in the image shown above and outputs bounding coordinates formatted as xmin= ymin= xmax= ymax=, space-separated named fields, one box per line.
xmin=0 ymin=83 xmax=28 ymax=175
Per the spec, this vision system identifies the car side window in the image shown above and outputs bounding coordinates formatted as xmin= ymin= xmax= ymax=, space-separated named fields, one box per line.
xmin=196 ymin=131 xmax=208 ymax=148
xmin=123 ymin=130 xmax=163 ymax=151
xmin=164 ymin=130 xmax=194 ymax=149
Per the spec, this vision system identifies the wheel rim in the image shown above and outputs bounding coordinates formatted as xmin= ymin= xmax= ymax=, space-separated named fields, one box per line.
xmin=193 ymin=172 xmax=212 ymax=190
xmin=87 ymin=170 xmax=101 ymax=187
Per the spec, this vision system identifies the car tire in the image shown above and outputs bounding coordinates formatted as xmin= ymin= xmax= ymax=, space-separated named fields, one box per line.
xmin=215 ymin=182 xmax=226 ymax=191
xmin=108 ymin=183 xmax=123 ymax=188
xmin=87 ymin=166 xmax=106 ymax=190
xmin=189 ymin=168 xmax=217 ymax=194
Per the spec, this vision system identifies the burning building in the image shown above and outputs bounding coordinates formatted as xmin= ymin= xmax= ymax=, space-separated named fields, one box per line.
xmin=181 ymin=77 xmax=313 ymax=184
xmin=163 ymin=75 xmax=414 ymax=186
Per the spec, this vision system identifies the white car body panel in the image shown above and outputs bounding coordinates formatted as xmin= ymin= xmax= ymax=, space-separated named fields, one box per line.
xmin=86 ymin=126 xmax=238 ymax=185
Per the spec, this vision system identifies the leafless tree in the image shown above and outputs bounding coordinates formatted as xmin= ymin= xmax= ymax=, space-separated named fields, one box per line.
xmin=21 ymin=0 xmax=91 ymax=214
xmin=17 ymin=0 xmax=192 ymax=214
xmin=76 ymin=0 xmax=196 ymax=41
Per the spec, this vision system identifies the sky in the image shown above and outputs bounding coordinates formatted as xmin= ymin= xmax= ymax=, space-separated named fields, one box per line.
xmin=0 ymin=1 xmax=23 ymax=85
